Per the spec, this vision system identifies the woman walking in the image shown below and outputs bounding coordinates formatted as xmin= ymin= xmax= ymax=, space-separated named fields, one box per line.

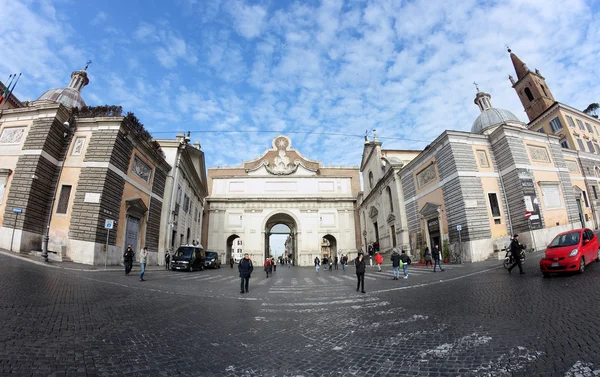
xmin=424 ymin=247 xmax=433 ymax=267
xmin=139 ymin=246 xmax=148 ymax=282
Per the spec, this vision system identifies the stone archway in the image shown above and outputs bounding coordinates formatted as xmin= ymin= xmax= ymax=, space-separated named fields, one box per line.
xmin=321 ymin=234 xmax=337 ymax=260
xmin=264 ymin=212 xmax=298 ymax=266
xmin=226 ymin=234 xmax=242 ymax=263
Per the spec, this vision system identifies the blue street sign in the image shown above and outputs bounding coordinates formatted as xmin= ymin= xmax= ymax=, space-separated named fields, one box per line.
xmin=12 ymin=208 xmax=22 ymax=214
xmin=457 ymin=225 xmax=462 ymax=231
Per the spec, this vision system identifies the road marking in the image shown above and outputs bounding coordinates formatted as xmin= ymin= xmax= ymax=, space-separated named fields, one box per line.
xmin=304 ymin=277 xmax=315 ymax=285
xmin=564 ymin=361 xmax=600 ymax=376
xmin=261 ymin=297 xmax=379 ymax=307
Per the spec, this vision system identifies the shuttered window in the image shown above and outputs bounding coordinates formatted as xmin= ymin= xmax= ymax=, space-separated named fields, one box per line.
xmin=56 ymin=185 xmax=72 ymax=214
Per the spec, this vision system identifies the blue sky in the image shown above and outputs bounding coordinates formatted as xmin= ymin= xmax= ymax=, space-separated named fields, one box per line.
xmin=2 ymin=0 xmax=600 ymax=168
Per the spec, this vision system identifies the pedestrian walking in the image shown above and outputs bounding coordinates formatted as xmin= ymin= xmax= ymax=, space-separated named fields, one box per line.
xmin=400 ymin=250 xmax=411 ymax=278
xmin=272 ymin=257 xmax=276 ymax=272
xmin=355 ymin=252 xmax=366 ymax=293
xmin=230 ymin=257 xmax=234 ymax=268
xmin=342 ymin=254 xmax=348 ymax=272
xmin=508 ymin=234 xmax=525 ymax=274
xmin=334 ymin=256 xmax=339 ymax=270
xmin=424 ymin=247 xmax=432 ymax=267
xmin=123 ymin=245 xmax=134 ymax=276
xmin=139 ymin=246 xmax=148 ymax=282
xmin=329 ymin=258 xmax=333 ymax=271
xmin=314 ymin=256 xmax=320 ymax=273
xmin=323 ymin=256 xmax=329 ymax=271
xmin=432 ymin=244 xmax=444 ymax=272
xmin=238 ymin=253 xmax=254 ymax=294
xmin=368 ymin=244 xmax=374 ymax=267
xmin=164 ymin=250 xmax=170 ymax=270
xmin=390 ymin=249 xmax=401 ymax=280
xmin=264 ymin=258 xmax=272 ymax=278
xmin=375 ymin=251 xmax=383 ymax=272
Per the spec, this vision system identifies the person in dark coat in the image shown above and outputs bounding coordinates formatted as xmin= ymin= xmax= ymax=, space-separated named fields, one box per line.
xmin=314 ymin=256 xmax=320 ymax=273
xmin=424 ymin=247 xmax=432 ymax=267
xmin=355 ymin=253 xmax=366 ymax=293
xmin=264 ymin=258 xmax=272 ymax=278
xmin=334 ymin=256 xmax=339 ymax=270
xmin=432 ymin=244 xmax=444 ymax=272
xmin=164 ymin=250 xmax=171 ymax=270
xmin=508 ymin=234 xmax=525 ymax=274
xmin=123 ymin=245 xmax=134 ymax=276
xmin=390 ymin=249 xmax=401 ymax=280
xmin=238 ymin=253 xmax=254 ymax=294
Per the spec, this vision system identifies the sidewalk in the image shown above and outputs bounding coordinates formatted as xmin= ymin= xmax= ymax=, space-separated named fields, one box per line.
xmin=0 ymin=248 xmax=165 ymax=272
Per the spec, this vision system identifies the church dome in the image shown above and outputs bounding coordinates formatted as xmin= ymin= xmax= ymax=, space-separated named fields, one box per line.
xmin=38 ymin=87 xmax=86 ymax=109
xmin=36 ymin=68 xmax=90 ymax=110
xmin=471 ymin=107 xmax=521 ymax=134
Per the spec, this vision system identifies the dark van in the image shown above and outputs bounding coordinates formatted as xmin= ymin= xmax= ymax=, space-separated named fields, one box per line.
xmin=204 ymin=251 xmax=221 ymax=269
xmin=171 ymin=245 xmax=205 ymax=272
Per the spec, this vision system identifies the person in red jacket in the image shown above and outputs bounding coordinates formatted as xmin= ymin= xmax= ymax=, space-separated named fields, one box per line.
xmin=375 ymin=251 xmax=383 ymax=272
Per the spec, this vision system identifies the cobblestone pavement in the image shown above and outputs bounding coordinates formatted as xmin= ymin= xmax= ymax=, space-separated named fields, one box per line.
xmin=1 ymin=253 xmax=600 ymax=377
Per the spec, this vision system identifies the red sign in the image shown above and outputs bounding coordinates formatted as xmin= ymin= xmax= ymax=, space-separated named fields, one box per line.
xmin=525 ymin=211 xmax=532 ymax=219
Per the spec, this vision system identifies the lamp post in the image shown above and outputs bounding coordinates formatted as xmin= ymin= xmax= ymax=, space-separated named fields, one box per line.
xmin=41 ymin=120 xmax=73 ymax=262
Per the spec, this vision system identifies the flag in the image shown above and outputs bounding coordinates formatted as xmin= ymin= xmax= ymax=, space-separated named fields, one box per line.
xmin=1 ymin=73 xmax=21 ymax=108
xmin=0 ymin=74 xmax=14 ymax=104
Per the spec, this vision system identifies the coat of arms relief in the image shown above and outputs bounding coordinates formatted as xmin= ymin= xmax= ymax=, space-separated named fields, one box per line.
xmin=265 ymin=136 xmax=299 ymax=175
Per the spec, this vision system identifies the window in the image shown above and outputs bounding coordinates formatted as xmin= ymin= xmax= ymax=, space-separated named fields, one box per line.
xmin=0 ymin=174 xmax=7 ymax=204
xmin=386 ymin=186 xmax=393 ymax=212
xmin=586 ymin=123 xmax=594 ymax=133
xmin=593 ymin=186 xmax=598 ymax=200
xmin=595 ymin=125 xmax=599 ymax=135
xmin=576 ymin=137 xmax=586 ymax=151
xmin=524 ymin=87 xmax=534 ymax=102
xmin=56 ymin=185 xmax=72 ymax=214
xmin=476 ymin=150 xmax=490 ymax=168
xmin=541 ymin=85 xmax=548 ymax=96
xmin=537 ymin=128 xmax=545 ymax=133
xmin=595 ymin=143 xmax=600 ymax=155
xmin=582 ymin=191 xmax=589 ymax=207
xmin=541 ymin=183 xmax=562 ymax=210
xmin=576 ymin=119 xmax=585 ymax=130
xmin=549 ymin=117 xmax=562 ymax=132
xmin=587 ymin=140 xmax=595 ymax=153
xmin=176 ymin=185 xmax=182 ymax=204
xmin=390 ymin=225 xmax=397 ymax=247
xmin=566 ymin=115 xmax=576 ymax=128
xmin=183 ymin=194 xmax=190 ymax=213
xmin=560 ymin=139 xmax=569 ymax=149
xmin=368 ymin=171 xmax=374 ymax=189
xmin=488 ymin=193 xmax=501 ymax=218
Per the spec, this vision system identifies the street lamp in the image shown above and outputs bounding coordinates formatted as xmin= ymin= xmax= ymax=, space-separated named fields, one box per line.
xmin=41 ymin=120 xmax=72 ymax=262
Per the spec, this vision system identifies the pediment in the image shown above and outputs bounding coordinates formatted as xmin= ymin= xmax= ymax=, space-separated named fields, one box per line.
xmin=386 ymin=213 xmax=396 ymax=224
xmin=419 ymin=202 xmax=441 ymax=219
xmin=126 ymin=198 xmax=148 ymax=218
xmin=369 ymin=206 xmax=379 ymax=219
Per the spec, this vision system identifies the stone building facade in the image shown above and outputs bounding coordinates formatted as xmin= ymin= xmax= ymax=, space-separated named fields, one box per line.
xmin=203 ymin=135 xmax=361 ymax=266
xmin=357 ymin=132 xmax=420 ymax=254
xmin=157 ymin=134 xmax=208 ymax=265
xmin=0 ymin=68 xmax=171 ymax=265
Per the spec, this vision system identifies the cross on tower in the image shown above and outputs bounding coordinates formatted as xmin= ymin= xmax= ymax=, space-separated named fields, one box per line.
xmin=473 ymin=81 xmax=479 ymax=92
xmin=85 ymin=60 xmax=92 ymax=70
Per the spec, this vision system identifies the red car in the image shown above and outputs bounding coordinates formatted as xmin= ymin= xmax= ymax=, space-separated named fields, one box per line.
xmin=540 ymin=228 xmax=600 ymax=277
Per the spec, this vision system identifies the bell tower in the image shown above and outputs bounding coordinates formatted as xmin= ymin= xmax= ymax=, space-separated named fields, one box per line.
xmin=508 ymin=48 xmax=555 ymax=121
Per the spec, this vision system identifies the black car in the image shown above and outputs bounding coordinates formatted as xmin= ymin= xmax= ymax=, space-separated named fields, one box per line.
xmin=171 ymin=245 xmax=205 ymax=272
xmin=204 ymin=251 xmax=221 ymax=269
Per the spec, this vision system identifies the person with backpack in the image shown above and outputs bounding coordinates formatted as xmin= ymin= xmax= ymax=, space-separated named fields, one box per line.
xmin=355 ymin=252 xmax=366 ymax=293
xmin=432 ymin=243 xmax=444 ymax=272
xmin=375 ymin=251 xmax=383 ymax=272
xmin=238 ymin=253 xmax=254 ymax=294
xmin=390 ymin=249 xmax=401 ymax=280
xmin=123 ymin=245 xmax=134 ymax=276
xmin=264 ymin=258 xmax=272 ymax=278
xmin=314 ymin=256 xmax=320 ymax=273
xmin=400 ymin=250 xmax=411 ymax=278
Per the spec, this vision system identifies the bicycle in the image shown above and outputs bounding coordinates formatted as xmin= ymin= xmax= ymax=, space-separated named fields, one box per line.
xmin=450 ymin=245 xmax=462 ymax=264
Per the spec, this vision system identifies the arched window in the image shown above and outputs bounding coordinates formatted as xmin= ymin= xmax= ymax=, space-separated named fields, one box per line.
xmin=369 ymin=171 xmax=374 ymax=189
xmin=386 ymin=186 xmax=394 ymax=212
xmin=541 ymin=85 xmax=548 ymax=97
xmin=524 ymin=87 xmax=534 ymax=102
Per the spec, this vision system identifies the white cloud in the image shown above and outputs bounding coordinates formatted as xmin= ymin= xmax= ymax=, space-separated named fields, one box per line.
xmin=226 ymin=0 xmax=267 ymax=39
xmin=90 ymin=11 xmax=107 ymax=25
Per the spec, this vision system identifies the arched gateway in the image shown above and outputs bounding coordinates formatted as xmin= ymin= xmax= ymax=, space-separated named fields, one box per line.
xmin=203 ymin=135 xmax=361 ymax=266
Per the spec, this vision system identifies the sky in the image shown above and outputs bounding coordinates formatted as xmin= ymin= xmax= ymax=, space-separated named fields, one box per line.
xmin=2 ymin=0 xmax=600 ymax=169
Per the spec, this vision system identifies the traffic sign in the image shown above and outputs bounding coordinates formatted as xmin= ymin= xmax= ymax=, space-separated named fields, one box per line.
xmin=104 ymin=219 xmax=114 ymax=229
xmin=525 ymin=211 xmax=532 ymax=219
xmin=12 ymin=208 xmax=22 ymax=213
xmin=456 ymin=225 xmax=462 ymax=231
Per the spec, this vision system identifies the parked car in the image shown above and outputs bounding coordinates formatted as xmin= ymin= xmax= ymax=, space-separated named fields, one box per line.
xmin=171 ymin=245 xmax=206 ymax=272
xmin=205 ymin=251 xmax=221 ymax=269
xmin=540 ymin=228 xmax=600 ymax=277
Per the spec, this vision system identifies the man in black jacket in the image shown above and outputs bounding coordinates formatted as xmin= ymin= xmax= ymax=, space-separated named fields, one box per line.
xmin=355 ymin=253 xmax=366 ymax=293
xmin=508 ymin=234 xmax=525 ymax=274
xmin=238 ymin=253 xmax=254 ymax=294
xmin=123 ymin=245 xmax=134 ymax=276
xmin=390 ymin=249 xmax=401 ymax=280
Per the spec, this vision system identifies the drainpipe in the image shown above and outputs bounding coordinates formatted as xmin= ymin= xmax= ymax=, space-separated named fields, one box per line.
xmin=498 ymin=171 xmax=514 ymax=237
xmin=577 ymin=157 xmax=597 ymax=230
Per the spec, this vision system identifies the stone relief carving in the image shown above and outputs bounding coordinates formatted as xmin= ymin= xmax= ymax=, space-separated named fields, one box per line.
xmin=71 ymin=137 xmax=86 ymax=156
xmin=565 ymin=160 xmax=579 ymax=174
xmin=528 ymin=145 xmax=550 ymax=162
xmin=0 ymin=127 xmax=25 ymax=144
xmin=416 ymin=164 xmax=437 ymax=188
xmin=476 ymin=150 xmax=490 ymax=168
xmin=132 ymin=155 xmax=152 ymax=183
xmin=266 ymin=136 xmax=299 ymax=175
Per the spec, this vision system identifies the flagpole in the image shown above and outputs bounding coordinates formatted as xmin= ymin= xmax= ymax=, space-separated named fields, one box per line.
xmin=0 ymin=73 xmax=21 ymax=119
xmin=0 ymin=74 xmax=15 ymax=105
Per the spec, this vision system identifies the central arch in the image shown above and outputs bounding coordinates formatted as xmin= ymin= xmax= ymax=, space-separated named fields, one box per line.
xmin=263 ymin=211 xmax=299 ymax=266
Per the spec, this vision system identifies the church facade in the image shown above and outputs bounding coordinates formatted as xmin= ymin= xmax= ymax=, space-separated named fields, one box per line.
xmin=203 ymin=135 xmax=361 ymax=266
